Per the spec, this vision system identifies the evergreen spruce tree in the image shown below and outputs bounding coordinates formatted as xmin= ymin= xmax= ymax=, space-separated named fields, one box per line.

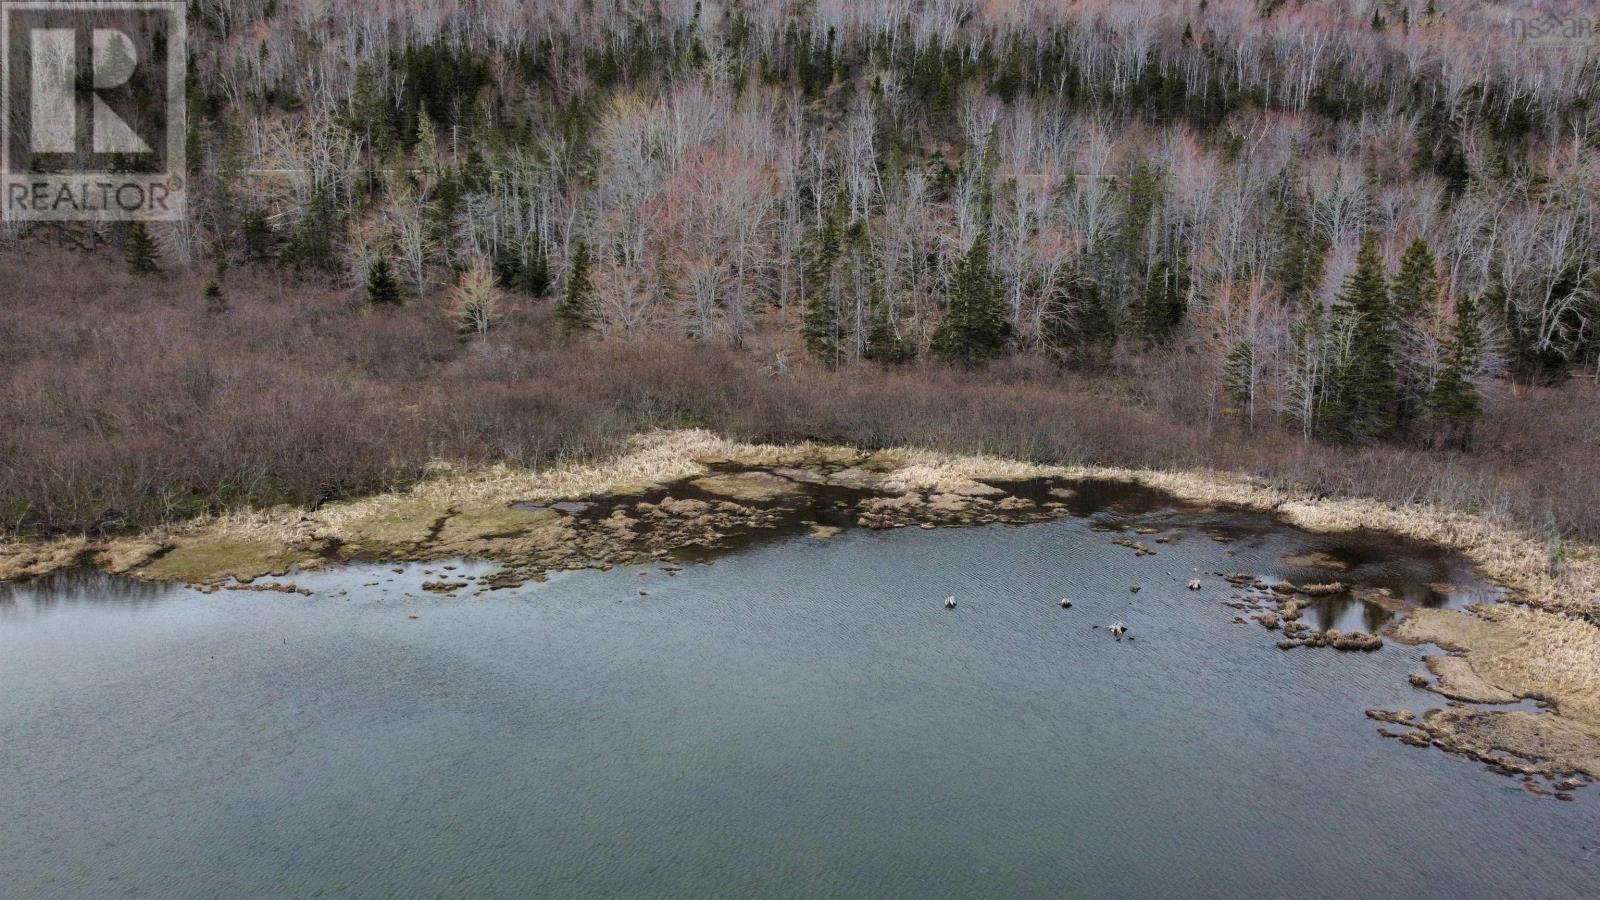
xmin=863 ymin=314 xmax=915 ymax=364
xmin=203 ymin=279 xmax=226 ymax=314
xmin=1043 ymin=269 xmax=1115 ymax=353
xmin=1390 ymin=237 xmax=1439 ymax=431
xmin=1275 ymin=188 xmax=1327 ymax=303
xmin=350 ymin=62 xmax=397 ymax=161
xmin=932 ymin=230 xmax=1013 ymax=365
xmin=1321 ymin=235 xmax=1397 ymax=444
xmin=1224 ymin=339 xmax=1256 ymax=422
xmin=1429 ymin=294 xmax=1484 ymax=449
xmin=415 ymin=107 xmax=439 ymax=175
xmin=241 ymin=207 xmax=275 ymax=260
xmin=932 ymin=126 xmax=1013 ymax=365
xmin=124 ymin=221 xmax=160 ymax=275
xmin=281 ymin=190 xmax=341 ymax=275
xmin=1389 ymin=238 xmax=1439 ymax=320
xmin=366 ymin=257 xmax=402 ymax=305
xmin=1137 ymin=259 xmax=1185 ymax=341
xmin=863 ymin=267 xmax=914 ymax=366
xmin=556 ymin=241 xmax=596 ymax=333
xmin=518 ymin=235 xmax=553 ymax=297
xmin=802 ymin=196 xmax=846 ymax=365
xmin=215 ymin=117 xmax=247 ymax=259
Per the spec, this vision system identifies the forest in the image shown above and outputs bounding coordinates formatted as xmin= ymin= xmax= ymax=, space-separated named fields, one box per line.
xmin=3 ymin=0 xmax=1598 ymax=540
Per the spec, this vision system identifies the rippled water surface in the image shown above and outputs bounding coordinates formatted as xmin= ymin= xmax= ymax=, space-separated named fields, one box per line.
xmin=2 ymin=494 xmax=1597 ymax=899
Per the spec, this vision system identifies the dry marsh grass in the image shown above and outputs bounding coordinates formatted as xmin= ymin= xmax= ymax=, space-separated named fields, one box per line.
xmin=1398 ymin=606 xmax=1600 ymax=728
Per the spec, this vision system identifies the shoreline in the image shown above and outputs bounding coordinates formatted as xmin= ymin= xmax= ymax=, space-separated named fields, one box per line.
xmin=3 ymin=428 xmax=1598 ymax=782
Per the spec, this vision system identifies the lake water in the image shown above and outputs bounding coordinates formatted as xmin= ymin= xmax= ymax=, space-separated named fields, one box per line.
xmin=3 ymin=494 xmax=1597 ymax=898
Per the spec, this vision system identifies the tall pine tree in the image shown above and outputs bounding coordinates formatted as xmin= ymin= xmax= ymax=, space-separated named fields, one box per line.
xmin=1224 ymin=339 xmax=1257 ymax=425
xmin=1390 ymin=237 xmax=1440 ymax=432
xmin=932 ymin=230 xmax=1012 ymax=365
xmin=1429 ymin=294 xmax=1484 ymax=449
xmin=125 ymin=221 xmax=160 ymax=275
xmin=933 ymin=127 xmax=1013 ymax=365
xmin=366 ymin=257 xmax=402 ymax=305
xmin=1389 ymin=238 xmax=1440 ymax=319
xmin=1321 ymin=235 xmax=1397 ymax=444
xmin=1274 ymin=187 xmax=1328 ymax=304
xmin=556 ymin=241 xmax=597 ymax=333
xmin=1137 ymin=259 xmax=1185 ymax=341
xmin=802 ymin=195 xmax=847 ymax=365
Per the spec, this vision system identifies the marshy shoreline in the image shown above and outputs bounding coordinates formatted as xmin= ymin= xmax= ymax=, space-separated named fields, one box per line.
xmin=3 ymin=429 xmax=1598 ymax=788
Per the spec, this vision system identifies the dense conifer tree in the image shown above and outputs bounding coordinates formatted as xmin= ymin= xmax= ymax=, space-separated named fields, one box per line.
xmin=1321 ymin=235 xmax=1396 ymax=444
xmin=1390 ymin=237 xmax=1440 ymax=431
xmin=124 ymin=222 xmax=160 ymax=275
xmin=203 ymin=279 xmax=226 ymax=313
xmin=1390 ymin=238 xmax=1439 ymax=320
xmin=1137 ymin=259 xmax=1185 ymax=340
xmin=557 ymin=242 xmax=596 ymax=333
xmin=802 ymin=197 xmax=846 ymax=365
xmin=1430 ymin=294 xmax=1484 ymax=448
xmin=1274 ymin=189 xmax=1327 ymax=303
xmin=366 ymin=257 xmax=402 ymax=305
xmin=1224 ymin=339 xmax=1256 ymax=420
xmin=932 ymin=231 xmax=1012 ymax=365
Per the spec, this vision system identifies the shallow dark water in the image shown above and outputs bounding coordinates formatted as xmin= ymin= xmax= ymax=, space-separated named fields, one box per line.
xmin=2 ymin=499 xmax=1596 ymax=899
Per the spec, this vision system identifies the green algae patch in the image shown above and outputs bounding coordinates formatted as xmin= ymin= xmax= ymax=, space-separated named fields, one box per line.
xmin=137 ymin=539 xmax=310 ymax=585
